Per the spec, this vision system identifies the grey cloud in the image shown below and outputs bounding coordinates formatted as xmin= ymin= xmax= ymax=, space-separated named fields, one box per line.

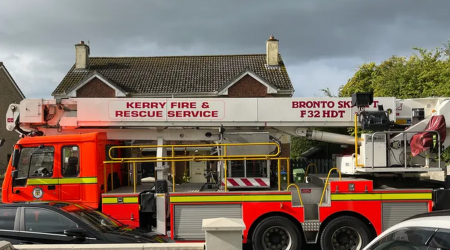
xmin=1 ymin=0 xmax=450 ymax=98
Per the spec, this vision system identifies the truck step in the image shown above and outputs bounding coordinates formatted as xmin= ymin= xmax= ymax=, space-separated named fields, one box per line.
xmin=302 ymin=220 xmax=321 ymax=244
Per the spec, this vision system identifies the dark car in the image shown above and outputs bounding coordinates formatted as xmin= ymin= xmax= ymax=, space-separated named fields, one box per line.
xmin=0 ymin=202 xmax=173 ymax=245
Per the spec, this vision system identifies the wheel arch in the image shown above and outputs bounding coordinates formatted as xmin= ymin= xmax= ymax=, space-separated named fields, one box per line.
xmin=319 ymin=210 xmax=377 ymax=239
xmin=246 ymin=211 xmax=305 ymax=244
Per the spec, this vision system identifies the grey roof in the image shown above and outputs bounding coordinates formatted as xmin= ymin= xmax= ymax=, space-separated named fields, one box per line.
xmin=0 ymin=62 xmax=25 ymax=99
xmin=52 ymin=54 xmax=294 ymax=96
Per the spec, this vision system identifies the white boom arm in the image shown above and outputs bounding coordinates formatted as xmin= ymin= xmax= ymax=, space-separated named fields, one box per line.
xmin=6 ymin=97 xmax=395 ymax=140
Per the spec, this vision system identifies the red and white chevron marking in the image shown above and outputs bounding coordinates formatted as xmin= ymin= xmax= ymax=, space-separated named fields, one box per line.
xmin=221 ymin=178 xmax=270 ymax=188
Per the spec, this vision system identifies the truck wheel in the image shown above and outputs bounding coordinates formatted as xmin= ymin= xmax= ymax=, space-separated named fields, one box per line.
xmin=320 ymin=216 xmax=371 ymax=250
xmin=252 ymin=216 xmax=303 ymax=250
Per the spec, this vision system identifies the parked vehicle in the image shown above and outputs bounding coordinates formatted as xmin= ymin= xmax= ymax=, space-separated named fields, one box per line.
xmin=363 ymin=210 xmax=450 ymax=250
xmin=0 ymin=202 xmax=172 ymax=245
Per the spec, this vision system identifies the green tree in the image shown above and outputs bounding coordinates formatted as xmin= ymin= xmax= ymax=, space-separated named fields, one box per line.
xmin=339 ymin=41 xmax=450 ymax=162
xmin=339 ymin=41 xmax=450 ymax=98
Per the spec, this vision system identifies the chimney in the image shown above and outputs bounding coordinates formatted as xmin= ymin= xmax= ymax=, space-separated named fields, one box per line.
xmin=75 ymin=41 xmax=90 ymax=69
xmin=266 ymin=35 xmax=279 ymax=66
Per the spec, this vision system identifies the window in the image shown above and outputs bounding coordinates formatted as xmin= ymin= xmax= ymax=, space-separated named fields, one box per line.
xmin=0 ymin=208 xmax=17 ymax=230
xmin=62 ymin=146 xmax=79 ymax=177
xmin=429 ymin=229 xmax=450 ymax=249
xmin=17 ymin=147 xmax=54 ymax=179
xmin=24 ymin=208 xmax=78 ymax=234
xmin=69 ymin=209 xmax=123 ymax=233
xmin=369 ymin=227 xmax=436 ymax=250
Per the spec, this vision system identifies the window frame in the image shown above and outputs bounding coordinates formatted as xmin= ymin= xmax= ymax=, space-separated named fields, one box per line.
xmin=428 ymin=228 xmax=450 ymax=249
xmin=61 ymin=145 xmax=81 ymax=178
xmin=20 ymin=207 xmax=79 ymax=235
xmin=16 ymin=146 xmax=55 ymax=180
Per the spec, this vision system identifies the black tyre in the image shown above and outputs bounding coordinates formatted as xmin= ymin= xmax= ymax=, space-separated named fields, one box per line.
xmin=251 ymin=216 xmax=303 ymax=250
xmin=320 ymin=216 xmax=372 ymax=250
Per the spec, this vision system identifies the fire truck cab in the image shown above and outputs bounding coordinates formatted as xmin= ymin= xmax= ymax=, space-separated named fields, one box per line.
xmin=3 ymin=133 xmax=122 ymax=209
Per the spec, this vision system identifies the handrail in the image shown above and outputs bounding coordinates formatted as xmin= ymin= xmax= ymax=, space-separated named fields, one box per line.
xmin=354 ymin=113 xmax=364 ymax=167
xmin=304 ymin=163 xmax=317 ymax=178
xmin=319 ymin=167 xmax=342 ymax=206
xmin=108 ymin=142 xmax=281 ymax=162
xmin=104 ymin=156 xmax=280 ymax=164
xmin=286 ymin=184 xmax=303 ymax=206
xmin=103 ymin=156 xmax=293 ymax=194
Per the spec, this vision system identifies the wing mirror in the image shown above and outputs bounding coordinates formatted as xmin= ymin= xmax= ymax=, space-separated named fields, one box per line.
xmin=64 ymin=228 xmax=87 ymax=238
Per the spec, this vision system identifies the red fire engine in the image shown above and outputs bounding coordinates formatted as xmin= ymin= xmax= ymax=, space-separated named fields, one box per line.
xmin=2 ymin=93 xmax=450 ymax=250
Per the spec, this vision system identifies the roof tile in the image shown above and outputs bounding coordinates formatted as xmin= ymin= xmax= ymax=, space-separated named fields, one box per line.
xmin=52 ymin=54 xmax=293 ymax=96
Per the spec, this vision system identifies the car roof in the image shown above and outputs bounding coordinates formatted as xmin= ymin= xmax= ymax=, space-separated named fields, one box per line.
xmin=403 ymin=209 xmax=450 ymax=221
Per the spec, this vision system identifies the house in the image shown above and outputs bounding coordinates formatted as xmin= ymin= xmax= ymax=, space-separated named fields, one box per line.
xmin=51 ymin=36 xmax=295 ymax=184
xmin=0 ymin=62 xmax=25 ymax=174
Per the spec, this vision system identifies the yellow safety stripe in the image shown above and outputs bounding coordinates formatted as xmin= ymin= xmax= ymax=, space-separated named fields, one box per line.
xmin=331 ymin=192 xmax=432 ymax=201
xmin=102 ymin=197 xmax=139 ymax=204
xmin=27 ymin=179 xmax=59 ymax=185
xmin=170 ymin=194 xmax=292 ymax=203
xmin=59 ymin=177 xmax=98 ymax=184
xmin=27 ymin=177 xmax=98 ymax=185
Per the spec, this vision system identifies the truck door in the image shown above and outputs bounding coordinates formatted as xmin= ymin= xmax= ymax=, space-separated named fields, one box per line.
xmin=59 ymin=145 xmax=82 ymax=202
xmin=10 ymin=146 xmax=60 ymax=202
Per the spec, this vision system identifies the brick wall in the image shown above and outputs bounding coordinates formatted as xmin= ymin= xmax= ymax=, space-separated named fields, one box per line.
xmin=226 ymin=75 xmax=291 ymax=158
xmin=77 ymin=78 xmax=115 ymax=98
xmin=227 ymin=75 xmax=272 ymax=98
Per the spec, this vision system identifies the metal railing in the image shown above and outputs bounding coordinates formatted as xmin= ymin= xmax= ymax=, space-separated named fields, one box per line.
xmin=103 ymin=142 xmax=283 ymax=193
xmin=319 ymin=167 xmax=342 ymax=206
xmin=286 ymin=183 xmax=303 ymax=206
xmin=304 ymin=163 xmax=317 ymax=178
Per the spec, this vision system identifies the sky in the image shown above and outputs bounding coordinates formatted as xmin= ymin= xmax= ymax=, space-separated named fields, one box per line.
xmin=1 ymin=0 xmax=450 ymax=99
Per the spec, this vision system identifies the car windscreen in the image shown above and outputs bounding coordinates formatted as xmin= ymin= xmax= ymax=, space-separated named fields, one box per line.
xmin=67 ymin=208 xmax=125 ymax=232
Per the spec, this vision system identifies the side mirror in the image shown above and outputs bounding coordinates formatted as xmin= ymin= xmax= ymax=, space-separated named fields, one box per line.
xmin=11 ymin=149 xmax=20 ymax=168
xmin=64 ymin=228 xmax=86 ymax=238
